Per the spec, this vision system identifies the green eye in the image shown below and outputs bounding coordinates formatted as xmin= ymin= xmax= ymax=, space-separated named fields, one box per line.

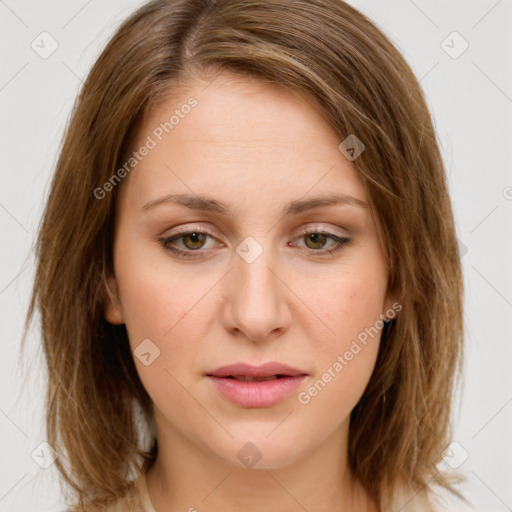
xmin=303 ymin=233 xmax=328 ymax=250
xmin=159 ymin=228 xmax=217 ymax=259
xmin=181 ymin=232 xmax=208 ymax=250
xmin=294 ymin=230 xmax=351 ymax=255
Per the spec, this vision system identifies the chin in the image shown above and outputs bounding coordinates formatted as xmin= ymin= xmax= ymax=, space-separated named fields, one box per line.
xmin=208 ymin=432 xmax=305 ymax=470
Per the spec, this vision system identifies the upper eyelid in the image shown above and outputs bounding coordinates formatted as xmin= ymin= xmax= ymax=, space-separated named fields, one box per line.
xmin=167 ymin=225 xmax=216 ymax=237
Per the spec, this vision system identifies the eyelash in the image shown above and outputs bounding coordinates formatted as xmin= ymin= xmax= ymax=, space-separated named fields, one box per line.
xmin=158 ymin=226 xmax=351 ymax=260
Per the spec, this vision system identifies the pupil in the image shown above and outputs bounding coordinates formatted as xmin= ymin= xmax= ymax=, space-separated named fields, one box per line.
xmin=185 ymin=232 xmax=205 ymax=249
xmin=307 ymin=233 xmax=326 ymax=248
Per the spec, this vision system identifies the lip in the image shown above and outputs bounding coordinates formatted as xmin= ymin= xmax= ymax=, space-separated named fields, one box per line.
xmin=207 ymin=362 xmax=307 ymax=378
xmin=206 ymin=362 xmax=308 ymax=408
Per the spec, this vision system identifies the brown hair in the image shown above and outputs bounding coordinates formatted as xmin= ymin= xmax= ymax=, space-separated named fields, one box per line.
xmin=24 ymin=0 xmax=465 ymax=509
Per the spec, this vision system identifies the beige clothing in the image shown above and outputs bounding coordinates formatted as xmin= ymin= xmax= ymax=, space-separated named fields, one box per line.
xmin=109 ymin=470 xmax=443 ymax=511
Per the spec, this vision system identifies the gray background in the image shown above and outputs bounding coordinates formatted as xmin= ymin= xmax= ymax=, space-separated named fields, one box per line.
xmin=1 ymin=0 xmax=511 ymax=510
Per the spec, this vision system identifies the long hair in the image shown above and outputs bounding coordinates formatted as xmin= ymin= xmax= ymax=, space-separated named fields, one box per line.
xmin=24 ymin=0 xmax=465 ymax=509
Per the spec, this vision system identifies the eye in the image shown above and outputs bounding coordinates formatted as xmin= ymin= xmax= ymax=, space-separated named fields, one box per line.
xmin=158 ymin=227 xmax=220 ymax=259
xmin=159 ymin=225 xmax=352 ymax=259
xmin=291 ymin=228 xmax=351 ymax=255
xmin=178 ymin=231 xmax=208 ymax=250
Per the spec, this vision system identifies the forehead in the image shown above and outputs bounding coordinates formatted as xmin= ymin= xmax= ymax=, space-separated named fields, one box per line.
xmin=143 ymin=73 xmax=336 ymax=148
xmin=121 ymin=72 xmax=367 ymax=212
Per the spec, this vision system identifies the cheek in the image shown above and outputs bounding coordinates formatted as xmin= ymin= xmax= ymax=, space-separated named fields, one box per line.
xmin=297 ymin=251 xmax=389 ymax=343
xmin=292 ymin=251 xmax=387 ymax=408
xmin=295 ymin=280 xmax=383 ymax=426
xmin=113 ymin=234 xmax=214 ymax=346
xmin=113 ymin=245 xmax=215 ymax=410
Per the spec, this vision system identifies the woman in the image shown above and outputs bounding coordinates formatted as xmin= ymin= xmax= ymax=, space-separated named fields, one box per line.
xmin=25 ymin=0 xmax=466 ymax=510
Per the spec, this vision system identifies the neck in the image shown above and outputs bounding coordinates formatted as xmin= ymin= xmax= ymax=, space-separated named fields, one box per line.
xmin=145 ymin=409 xmax=378 ymax=512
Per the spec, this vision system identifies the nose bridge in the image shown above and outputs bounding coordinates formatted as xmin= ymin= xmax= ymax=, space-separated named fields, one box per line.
xmin=223 ymin=236 xmax=290 ymax=341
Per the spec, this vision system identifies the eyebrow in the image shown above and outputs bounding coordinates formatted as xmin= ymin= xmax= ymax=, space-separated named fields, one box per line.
xmin=142 ymin=192 xmax=369 ymax=216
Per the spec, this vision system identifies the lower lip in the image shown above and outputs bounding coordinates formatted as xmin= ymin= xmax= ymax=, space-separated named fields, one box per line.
xmin=207 ymin=376 xmax=306 ymax=408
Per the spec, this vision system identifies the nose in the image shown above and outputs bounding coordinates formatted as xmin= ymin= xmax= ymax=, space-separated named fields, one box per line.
xmin=221 ymin=240 xmax=292 ymax=343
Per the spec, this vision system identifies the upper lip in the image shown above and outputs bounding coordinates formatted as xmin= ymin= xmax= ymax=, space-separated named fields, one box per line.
xmin=207 ymin=362 xmax=308 ymax=378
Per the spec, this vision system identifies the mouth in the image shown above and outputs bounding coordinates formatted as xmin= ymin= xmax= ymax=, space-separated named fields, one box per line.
xmin=206 ymin=361 xmax=307 ymax=379
xmin=219 ymin=375 xmax=292 ymax=382
xmin=206 ymin=362 xmax=308 ymax=408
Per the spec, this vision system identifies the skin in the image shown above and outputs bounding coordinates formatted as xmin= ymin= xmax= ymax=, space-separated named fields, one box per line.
xmin=105 ymin=72 xmax=398 ymax=512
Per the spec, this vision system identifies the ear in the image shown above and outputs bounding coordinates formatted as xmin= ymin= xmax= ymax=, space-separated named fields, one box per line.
xmin=103 ymin=274 xmax=125 ymax=325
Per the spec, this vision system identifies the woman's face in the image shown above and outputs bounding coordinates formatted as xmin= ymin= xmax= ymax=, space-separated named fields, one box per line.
xmin=106 ymin=72 xmax=397 ymax=469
